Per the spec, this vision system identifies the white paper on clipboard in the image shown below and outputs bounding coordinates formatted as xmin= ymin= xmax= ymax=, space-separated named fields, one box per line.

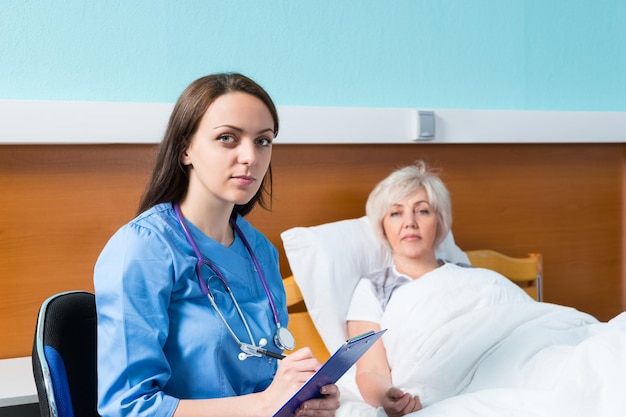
xmin=273 ymin=329 xmax=386 ymax=417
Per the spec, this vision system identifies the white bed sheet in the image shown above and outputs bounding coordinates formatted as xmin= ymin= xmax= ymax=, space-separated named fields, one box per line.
xmin=335 ymin=264 xmax=626 ymax=417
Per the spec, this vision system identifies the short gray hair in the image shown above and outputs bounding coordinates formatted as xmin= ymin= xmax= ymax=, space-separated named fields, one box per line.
xmin=366 ymin=160 xmax=452 ymax=249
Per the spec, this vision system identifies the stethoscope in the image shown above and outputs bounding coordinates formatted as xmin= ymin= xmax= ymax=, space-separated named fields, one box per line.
xmin=174 ymin=203 xmax=295 ymax=361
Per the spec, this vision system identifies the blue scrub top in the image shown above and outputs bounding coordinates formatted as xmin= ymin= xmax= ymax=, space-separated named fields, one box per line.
xmin=94 ymin=203 xmax=288 ymax=417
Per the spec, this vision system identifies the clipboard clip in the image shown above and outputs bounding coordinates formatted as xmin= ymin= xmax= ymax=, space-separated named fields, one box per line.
xmin=346 ymin=330 xmax=376 ymax=344
xmin=346 ymin=329 xmax=387 ymax=345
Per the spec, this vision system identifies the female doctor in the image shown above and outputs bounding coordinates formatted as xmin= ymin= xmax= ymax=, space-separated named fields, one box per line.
xmin=94 ymin=73 xmax=339 ymax=417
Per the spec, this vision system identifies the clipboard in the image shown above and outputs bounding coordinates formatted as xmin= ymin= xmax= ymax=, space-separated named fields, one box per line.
xmin=273 ymin=329 xmax=386 ymax=417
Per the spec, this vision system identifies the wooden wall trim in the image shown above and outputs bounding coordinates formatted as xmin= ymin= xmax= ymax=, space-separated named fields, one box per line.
xmin=623 ymin=146 xmax=626 ymax=309
xmin=0 ymin=143 xmax=623 ymax=358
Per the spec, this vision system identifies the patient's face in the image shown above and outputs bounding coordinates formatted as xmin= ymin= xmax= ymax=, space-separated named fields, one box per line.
xmin=382 ymin=187 xmax=438 ymax=263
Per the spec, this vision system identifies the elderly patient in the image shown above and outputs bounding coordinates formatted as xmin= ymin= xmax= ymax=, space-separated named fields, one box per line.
xmin=345 ymin=160 xmax=626 ymax=417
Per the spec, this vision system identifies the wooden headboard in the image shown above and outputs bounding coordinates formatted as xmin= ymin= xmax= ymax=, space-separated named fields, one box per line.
xmin=0 ymin=143 xmax=624 ymax=358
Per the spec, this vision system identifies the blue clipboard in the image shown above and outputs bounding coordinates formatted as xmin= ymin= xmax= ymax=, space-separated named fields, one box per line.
xmin=273 ymin=329 xmax=386 ymax=417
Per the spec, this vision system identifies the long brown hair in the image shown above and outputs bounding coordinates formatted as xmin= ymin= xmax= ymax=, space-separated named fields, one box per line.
xmin=137 ymin=73 xmax=279 ymax=216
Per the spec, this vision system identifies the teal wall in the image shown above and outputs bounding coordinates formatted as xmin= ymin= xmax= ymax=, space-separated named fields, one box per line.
xmin=1 ymin=0 xmax=625 ymax=110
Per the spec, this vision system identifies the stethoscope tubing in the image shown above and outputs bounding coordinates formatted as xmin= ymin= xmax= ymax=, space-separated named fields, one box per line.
xmin=174 ymin=203 xmax=280 ymax=324
xmin=173 ymin=203 xmax=293 ymax=355
xmin=229 ymin=215 xmax=282 ymax=327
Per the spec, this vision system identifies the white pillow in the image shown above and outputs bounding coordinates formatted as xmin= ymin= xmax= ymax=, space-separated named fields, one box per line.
xmin=281 ymin=216 xmax=470 ymax=352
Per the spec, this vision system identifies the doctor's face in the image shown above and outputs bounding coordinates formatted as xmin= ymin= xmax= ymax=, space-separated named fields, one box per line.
xmin=382 ymin=187 xmax=438 ymax=262
xmin=182 ymin=92 xmax=275 ymax=208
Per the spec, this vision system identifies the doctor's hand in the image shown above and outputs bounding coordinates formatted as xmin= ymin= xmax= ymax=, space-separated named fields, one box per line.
xmin=264 ymin=347 xmax=340 ymax=415
xmin=381 ymin=387 xmax=422 ymax=417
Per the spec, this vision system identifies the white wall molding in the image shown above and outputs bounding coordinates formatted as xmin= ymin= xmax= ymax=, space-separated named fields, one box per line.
xmin=1 ymin=100 xmax=625 ymax=144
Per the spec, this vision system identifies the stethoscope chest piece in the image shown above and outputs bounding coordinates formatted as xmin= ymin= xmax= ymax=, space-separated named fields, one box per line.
xmin=275 ymin=326 xmax=296 ymax=351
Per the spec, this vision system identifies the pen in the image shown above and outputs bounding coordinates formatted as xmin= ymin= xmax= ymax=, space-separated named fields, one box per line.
xmin=256 ymin=347 xmax=286 ymax=360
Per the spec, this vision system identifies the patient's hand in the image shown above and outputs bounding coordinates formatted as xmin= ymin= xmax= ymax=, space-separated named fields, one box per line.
xmin=382 ymin=387 xmax=422 ymax=417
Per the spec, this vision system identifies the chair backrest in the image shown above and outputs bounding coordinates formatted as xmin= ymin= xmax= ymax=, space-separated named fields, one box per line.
xmin=32 ymin=291 xmax=99 ymax=417
xmin=464 ymin=250 xmax=543 ymax=301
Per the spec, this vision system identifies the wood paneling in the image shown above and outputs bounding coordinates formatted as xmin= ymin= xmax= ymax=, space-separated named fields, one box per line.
xmin=1 ymin=144 xmax=623 ymax=358
xmin=0 ymin=145 xmax=156 ymax=358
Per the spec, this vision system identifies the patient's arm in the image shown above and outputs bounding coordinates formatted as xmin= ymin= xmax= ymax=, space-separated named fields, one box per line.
xmin=348 ymin=320 xmax=422 ymax=417
xmin=348 ymin=320 xmax=392 ymax=404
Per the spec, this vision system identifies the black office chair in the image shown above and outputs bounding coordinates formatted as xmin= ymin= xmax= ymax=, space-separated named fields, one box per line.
xmin=32 ymin=291 xmax=100 ymax=417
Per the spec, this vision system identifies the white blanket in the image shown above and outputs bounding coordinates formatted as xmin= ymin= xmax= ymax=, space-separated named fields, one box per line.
xmin=336 ymin=264 xmax=626 ymax=417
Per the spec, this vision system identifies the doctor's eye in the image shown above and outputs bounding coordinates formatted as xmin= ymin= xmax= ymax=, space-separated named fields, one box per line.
xmin=256 ymin=136 xmax=273 ymax=147
xmin=217 ymin=134 xmax=236 ymax=144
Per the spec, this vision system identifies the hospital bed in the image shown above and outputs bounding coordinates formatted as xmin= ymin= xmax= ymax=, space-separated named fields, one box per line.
xmin=279 ymin=217 xmax=542 ymax=360
xmin=278 ymin=217 xmax=625 ymax=417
